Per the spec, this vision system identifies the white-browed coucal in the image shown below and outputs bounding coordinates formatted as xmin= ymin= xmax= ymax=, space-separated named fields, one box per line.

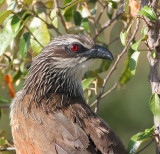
xmin=10 ymin=34 xmax=126 ymax=154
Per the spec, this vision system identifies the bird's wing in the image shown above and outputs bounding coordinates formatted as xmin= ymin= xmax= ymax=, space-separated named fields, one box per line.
xmin=11 ymin=100 xmax=90 ymax=154
xmin=63 ymin=103 xmax=127 ymax=154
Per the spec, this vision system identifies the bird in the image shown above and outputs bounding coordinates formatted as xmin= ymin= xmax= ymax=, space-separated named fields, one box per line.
xmin=10 ymin=34 xmax=126 ymax=154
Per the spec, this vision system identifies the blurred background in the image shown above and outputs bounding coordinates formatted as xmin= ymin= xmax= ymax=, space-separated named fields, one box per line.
xmin=0 ymin=0 xmax=156 ymax=153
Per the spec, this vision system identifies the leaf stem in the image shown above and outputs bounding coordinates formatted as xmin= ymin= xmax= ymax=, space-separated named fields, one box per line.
xmin=94 ymin=13 xmax=123 ymax=41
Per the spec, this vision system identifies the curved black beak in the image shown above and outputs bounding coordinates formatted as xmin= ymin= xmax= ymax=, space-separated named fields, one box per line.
xmin=81 ymin=45 xmax=114 ymax=60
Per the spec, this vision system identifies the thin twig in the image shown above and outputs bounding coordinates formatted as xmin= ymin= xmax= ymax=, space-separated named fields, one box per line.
xmin=135 ymin=139 xmax=154 ymax=154
xmin=33 ymin=14 xmax=62 ymax=35
xmin=95 ymin=17 xmax=140 ymax=113
xmin=90 ymin=82 xmax=117 ymax=107
xmin=108 ymin=37 xmax=120 ymax=46
xmin=12 ymin=12 xmax=44 ymax=48
xmin=97 ymin=0 xmax=104 ymax=7
xmin=0 ymin=64 xmax=9 ymax=67
xmin=94 ymin=13 xmax=123 ymax=41
xmin=0 ymin=147 xmax=15 ymax=151
xmin=60 ymin=0 xmax=79 ymax=9
xmin=54 ymin=0 xmax=68 ymax=32
xmin=97 ymin=3 xmax=106 ymax=23
xmin=20 ymin=1 xmax=62 ymax=35
xmin=84 ymin=2 xmax=98 ymax=36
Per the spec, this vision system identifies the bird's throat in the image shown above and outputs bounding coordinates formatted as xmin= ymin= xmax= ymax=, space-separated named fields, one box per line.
xmin=22 ymin=66 xmax=84 ymax=108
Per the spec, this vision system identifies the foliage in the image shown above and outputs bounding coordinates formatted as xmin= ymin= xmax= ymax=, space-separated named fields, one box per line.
xmin=0 ymin=0 xmax=160 ymax=153
xmin=0 ymin=130 xmax=13 ymax=151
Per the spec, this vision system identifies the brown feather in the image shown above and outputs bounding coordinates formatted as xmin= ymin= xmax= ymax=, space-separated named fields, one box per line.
xmin=11 ymin=34 xmax=126 ymax=154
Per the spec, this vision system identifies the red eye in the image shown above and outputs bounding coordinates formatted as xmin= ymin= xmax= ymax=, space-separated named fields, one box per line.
xmin=71 ymin=44 xmax=78 ymax=51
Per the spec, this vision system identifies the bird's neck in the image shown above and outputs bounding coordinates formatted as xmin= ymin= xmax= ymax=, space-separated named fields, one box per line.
xmin=22 ymin=62 xmax=84 ymax=107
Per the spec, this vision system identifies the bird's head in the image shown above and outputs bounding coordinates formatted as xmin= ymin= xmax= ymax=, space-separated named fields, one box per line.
xmin=24 ymin=34 xmax=113 ymax=99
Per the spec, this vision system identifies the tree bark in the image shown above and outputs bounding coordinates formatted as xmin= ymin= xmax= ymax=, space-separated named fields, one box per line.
xmin=142 ymin=0 xmax=160 ymax=152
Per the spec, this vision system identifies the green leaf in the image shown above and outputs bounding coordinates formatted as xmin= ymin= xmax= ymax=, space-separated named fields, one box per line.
xmin=64 ymin=7 xmax=73 ymax=21
xmin=7 ymin=1 xmax=17 ymax=11
xmin=11 ymin=10 xmax=31 ymax=32
xmin=78 ymin=4 xmax=90 ymax=18
xmin=150 ymin=93 xmax=160 ymax=116
xmin=129 ymin=50 xmax=140 ymax=75
xmin=0 ymin=97 xmax=9 ymax=104
xmin=0 ymin=0 xmax=5 ymax=8
xmin=138 ymin=6 xmax=157 ymax=21
xmin=107 ymin=1 xmax=117 ymax=19
xmin=120 ymin=31 xmax=127 ymax=46
xmin=21 ymin=0 xmax=33 ymax=6
xmin=74 ymin=11 xmax=82 ymax=26
xmin=0 ymin=10 xmax=13 ymax=25
xmin=20 ymin=32 xmax=30 ymax=58
xmin=119 ymin=47 xmax=134 ymax=85
xmin=46 ymin=1 xmax=54 ymax=9
xmin=64 ymin=0 xmax=73 ymax=5
xmin=141 ymin=26 xmax=147 ymax=35
xmin=63 ymin=0 xmax=86 ymax=12
xmin=0 ymin=18 xmax=24 ymax=56
xmin=82 ymin=78 xmax=94 ymax=91
xmin=131 ymin=39 xmax=141 ymax=51
xmin=30 ymin=17 xmax=50 ymax=54
xmin=87 ymin=1 xmax=97 ymax=17
xmin=107 ymin=2 xmax=114 ymax=19
xmin=13 ymin=69 xmax=22 ymax=83
xmin=128 ymin=126 xmax=154 ymax=154
xmin=63 ymin=0 xmax=73 ymax=21
xmin=151 ymin=50 xmax=156 ymax=58
xmin=50 ymin=8 xmax=58 ymax=28
xmin=82 ymin=18 xmax=90 ymax=32
xmin=131 ymin=35 xmax=148 ymax=51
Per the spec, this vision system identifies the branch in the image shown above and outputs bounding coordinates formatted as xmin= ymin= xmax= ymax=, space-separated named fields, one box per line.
xmin=33 ymin=14 xmax=62 ymax=35
xmin=96 ymin=2 xmax=106 ymax=23
xmin=59 ymin=0 xmax=79 ymax=9
xmin=94 ymin=13 xmax=123 ymax=41
xmin=142 ymin=0 xmax=160 ymax=152
xmin=90 ymin=82 xmax=117 ymax=108
xmin=0 ymin=147 xmax=15 ymax=151
xmin=12 ymin=12 xmax=44 ymax=48
xmin=95 ymin=17 xmax=140 ymax=113
xmin=84 ymin=2 xmax=98 ymax=36
xmin=108 ymin=36 xmax=120 ymax=46
xmin=97 ymin=0 xmax=104 ymax=7
xmin=54 ymin=0 xmax=68 ymax=32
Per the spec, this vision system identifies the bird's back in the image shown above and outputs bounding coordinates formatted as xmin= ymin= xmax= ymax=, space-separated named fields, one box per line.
xmin=11 ymin=91 xmax=126 ymax=154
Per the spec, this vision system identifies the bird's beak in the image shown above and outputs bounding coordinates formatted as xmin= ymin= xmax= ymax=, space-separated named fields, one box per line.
xmin=82 ymin=45 xmax=114 ymax=60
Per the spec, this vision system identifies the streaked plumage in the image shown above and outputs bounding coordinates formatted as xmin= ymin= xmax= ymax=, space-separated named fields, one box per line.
xmin=10 ymin=34 xmax=126 ymax=154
